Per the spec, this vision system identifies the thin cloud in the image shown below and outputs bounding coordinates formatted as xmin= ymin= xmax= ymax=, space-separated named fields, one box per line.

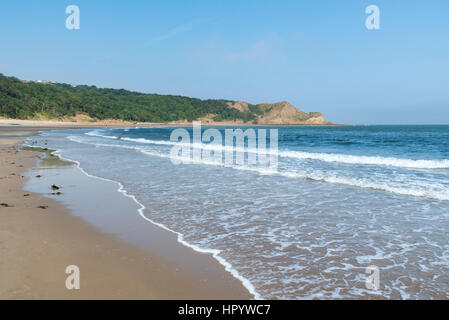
xmin=149 ymin=18 xmax=214 ymax=45
xmin=189 ymin=34 xmax=284 ymax=67
xmin=225 ymin=36 xmax=281 ymax=64
xmin=95 ymin=18 xmax=213 ymax=63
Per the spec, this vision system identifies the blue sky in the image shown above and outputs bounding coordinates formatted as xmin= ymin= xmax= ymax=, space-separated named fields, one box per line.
xmin=1 ymin=0 xmax=448 ymax=124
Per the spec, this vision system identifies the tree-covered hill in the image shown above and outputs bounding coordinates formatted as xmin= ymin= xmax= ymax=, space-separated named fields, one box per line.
xmin=0 ymin=73 xmax=326 ymax=124
xmin=0 ymin=74 xmax=259 ymax=122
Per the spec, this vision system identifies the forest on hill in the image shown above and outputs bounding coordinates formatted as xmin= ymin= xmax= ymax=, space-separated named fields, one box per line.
xmin=0 ymin=74 xmax=260 ymax=123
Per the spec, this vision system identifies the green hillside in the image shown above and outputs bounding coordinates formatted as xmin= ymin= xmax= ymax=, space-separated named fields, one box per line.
xmin=0 ymin=74 xmax=259 ymax=123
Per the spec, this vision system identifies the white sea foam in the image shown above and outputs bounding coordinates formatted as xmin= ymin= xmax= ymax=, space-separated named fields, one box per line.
xmin=30 ymin=131 xmax=449 ymax=300
xmin=85 ymin=130 xmax=449 ymax=169
xmin=26 ymin=137 xmax=262 ymax=300
xmin=69 ymin=135 xmax=449 ymax=201
xmin=279 ymin=150 xmax=449 ymax=169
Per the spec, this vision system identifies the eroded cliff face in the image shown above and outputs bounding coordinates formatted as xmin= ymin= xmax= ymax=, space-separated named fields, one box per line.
xmin=227 ymin=101 xmax=327 ymax=125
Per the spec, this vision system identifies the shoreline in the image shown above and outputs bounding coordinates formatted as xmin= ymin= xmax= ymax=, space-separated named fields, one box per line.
xmin=0 ymin=127 xmax=252 ymax=299
xmin=40 ymin=144 xmax=260 ymax=299
xmin=0 ymin=118 xmax=345 ymax=128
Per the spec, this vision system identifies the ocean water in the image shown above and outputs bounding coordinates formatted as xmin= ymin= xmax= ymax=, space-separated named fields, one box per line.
xmin=29 ymin=125 xmax=449 ymax=299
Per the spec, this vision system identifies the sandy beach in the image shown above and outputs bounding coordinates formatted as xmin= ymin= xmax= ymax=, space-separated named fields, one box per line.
xmin=0 ymin=127 xmax=251 ymax=300
xmin=0 ymin=118 xmax=342 ymax=128
xmin=0 ymin=118 xmax=163 ymax=128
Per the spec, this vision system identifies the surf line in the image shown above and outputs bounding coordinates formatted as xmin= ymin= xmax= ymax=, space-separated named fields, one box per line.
xmin=23 ymin=137 xmax=262 ymax=300
xmin=169 ymin=121 xmax=278 ymax=169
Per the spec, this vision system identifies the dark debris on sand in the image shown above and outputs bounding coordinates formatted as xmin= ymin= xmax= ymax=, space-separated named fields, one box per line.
xmin=1 ymin=203 xmax=13 ymax=208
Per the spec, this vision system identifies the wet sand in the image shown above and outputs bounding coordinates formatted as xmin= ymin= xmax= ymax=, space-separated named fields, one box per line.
xmin=0 ymin=128 xmax=252 ymax=299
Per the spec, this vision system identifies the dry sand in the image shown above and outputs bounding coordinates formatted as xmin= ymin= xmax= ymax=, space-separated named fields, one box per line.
xmin=0 ymin=118 xmax=158 ymax=128
xmin=0 ymin=128 xmax=251 ymax=299
xmin=0 ymin=118 xmax=341 ymax=128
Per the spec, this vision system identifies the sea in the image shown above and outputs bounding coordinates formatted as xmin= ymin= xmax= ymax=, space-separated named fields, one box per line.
xmin=28 ymin=125 xmax=449 ymax=299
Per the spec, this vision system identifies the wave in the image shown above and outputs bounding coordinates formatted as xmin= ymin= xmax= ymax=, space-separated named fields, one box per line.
xmin=68 ymin=135 xmax=449 ymax=201
xmin=25 ymin=137 xmax=262 ymax=300
xmin=85 ymin=130 xmax=449 ymax=169
xmin=279 ymin=150 xmax=449 ymax=169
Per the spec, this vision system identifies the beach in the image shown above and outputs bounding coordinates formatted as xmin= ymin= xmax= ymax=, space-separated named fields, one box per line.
xmin=48 ymin=124 xmax=448 ymax=299
xmin=1 ymin=0 xmax=446 ymax=304
xmin=2 ymin=124 xmax=448 ymax=300
xmin=0 ymin=118 xmax=341 ymax=128
xmin=0 ymin=127 xmax=252 ymax=299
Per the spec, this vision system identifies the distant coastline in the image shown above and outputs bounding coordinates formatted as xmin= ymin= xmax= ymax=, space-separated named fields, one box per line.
xmin=0 ymin=118 xmax=344 ymax=128
xmin=0 ymin=73 xmax=337 ymax=126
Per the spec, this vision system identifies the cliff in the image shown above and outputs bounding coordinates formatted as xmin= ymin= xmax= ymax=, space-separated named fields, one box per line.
xmin=227 ymin=101 xmax=327 ymax=125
